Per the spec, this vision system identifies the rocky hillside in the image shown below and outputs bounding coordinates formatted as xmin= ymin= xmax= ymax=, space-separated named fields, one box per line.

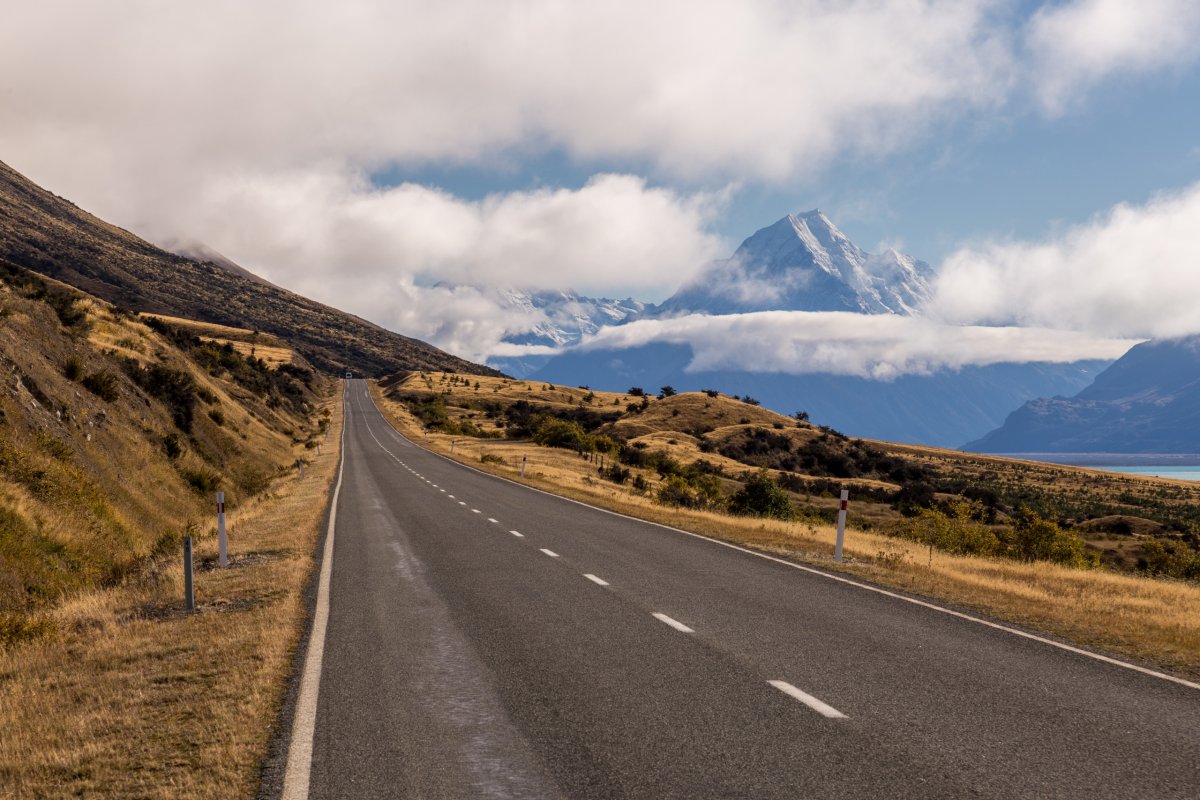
xmin=0 ymin=159 xmax=497 ymax=377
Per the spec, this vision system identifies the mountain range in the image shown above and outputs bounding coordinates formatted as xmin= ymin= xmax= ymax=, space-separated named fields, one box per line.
xmin=494 ymin=212 xmax=1109 ymax=447
xmin=968 ymin=336 xmax=1200 ymax=453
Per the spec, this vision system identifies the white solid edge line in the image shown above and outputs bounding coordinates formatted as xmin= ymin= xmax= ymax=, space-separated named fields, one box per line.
xmin=584 ymin=573 xmax=610 ymax=586
xmin=768 ymin=680 xmax=847 ymax=719
xmin=360 ymin=383 xmax=1200 ymax=692
xmin=281 ymin=386 xmax=348 ymax=799
xmin=540 ymin=548 xmax=559 ymax=558
xmin=652 ymin=612 xmax=694 ymax=633
xmin=510 ymin=530 xmax=524 ymax=537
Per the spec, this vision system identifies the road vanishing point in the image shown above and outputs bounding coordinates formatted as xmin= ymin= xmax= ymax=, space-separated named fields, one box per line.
xmin=261 ymin=380 xmax=1200 ymax=799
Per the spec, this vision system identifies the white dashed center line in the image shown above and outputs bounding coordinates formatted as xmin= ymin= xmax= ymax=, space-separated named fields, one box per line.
xmin=652 ymin=612 xmax=694 ymax=633
xmin=459 ymin=501 xmax=467 ymax=506
xmin=539 ymin=548 xmax=559 ymax=558
xmin=510 ymin=530 xmax=524 ymax=538
xmin=448 ymin=495 xmax=455 ymax=499
xmin=584 ymin=574 xmax=609 ymax=586
xmin=487 ymin=518 xmax=499 ymax=524
xmin=472 ymin=509 xmax=481 ymax=514
xmin=767 ymin=681 xmax=847 ymax=719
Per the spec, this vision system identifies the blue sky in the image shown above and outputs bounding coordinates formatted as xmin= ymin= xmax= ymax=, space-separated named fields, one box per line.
xmin=374 ymin=57 xmax=1200 ymax=274
xmin=4 ymin=0 xmax=1200 ymax=370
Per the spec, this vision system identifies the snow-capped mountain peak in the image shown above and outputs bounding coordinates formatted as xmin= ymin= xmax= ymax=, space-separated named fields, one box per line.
xmin=657 ymin=210 xmax=933 ymax=316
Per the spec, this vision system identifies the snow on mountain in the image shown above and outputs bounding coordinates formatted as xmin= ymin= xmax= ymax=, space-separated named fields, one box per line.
xmin=656 ymin=210 xmax=933 ymax=316
xmin=496 ymin=289 xmax=646 ymax=348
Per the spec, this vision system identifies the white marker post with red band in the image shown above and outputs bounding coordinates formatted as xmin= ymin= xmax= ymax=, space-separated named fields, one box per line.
xmin=217 ymin=491 xmax=229 ymax=568
xmin=834 ymin=489 xmax=849 ymax=562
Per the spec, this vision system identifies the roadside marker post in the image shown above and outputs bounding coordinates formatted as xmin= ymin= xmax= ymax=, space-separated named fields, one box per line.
xmin=217 ymin=491 xmax=229 ymax=568
xmin=183 ymin=536 xmax=195 ymax=611
xmin=835 ymin=489 xmax=849 ymax=562
xmin=521 ymin=454 xmax=527 ymax=478
xmin=298 ymin=459 xmax=305 ymax=479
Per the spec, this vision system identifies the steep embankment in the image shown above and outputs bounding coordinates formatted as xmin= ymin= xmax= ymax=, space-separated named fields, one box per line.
xmin=0 ymin=264 xmax=327 ymax=644
xmin=0 ymin=158 xmax=497 ymax=377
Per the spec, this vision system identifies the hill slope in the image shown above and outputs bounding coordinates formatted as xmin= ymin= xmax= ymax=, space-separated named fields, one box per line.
xmin=968 ymin=336 xmax=1200 ymax=453
xmin=0 ymin=159 xmax=496 ymax=377
xmin=0 ymin=264 xmax=334 ymax=642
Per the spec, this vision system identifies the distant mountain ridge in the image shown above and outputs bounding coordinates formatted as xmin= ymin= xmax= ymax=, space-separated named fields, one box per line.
xmin=498 ymin=288 xmax=646 ymax=347
xmin=656 ymin=210 xmax=934 ymax=316
xmin=967 ymin=336 xmax=1200 ymax=453
xmin=0 ymin=159 xmax=497 ymax=377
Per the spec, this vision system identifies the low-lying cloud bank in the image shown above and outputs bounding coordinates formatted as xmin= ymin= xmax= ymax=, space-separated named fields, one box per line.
xmin=560 ymin=312 xmax=1137 ymax=380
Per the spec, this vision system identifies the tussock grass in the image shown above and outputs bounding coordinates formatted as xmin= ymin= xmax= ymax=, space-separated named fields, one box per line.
xmin=372 ymin=382 xmax=1200 ymax=680
xmin=0 ymin=396 xmax=343 ymax=799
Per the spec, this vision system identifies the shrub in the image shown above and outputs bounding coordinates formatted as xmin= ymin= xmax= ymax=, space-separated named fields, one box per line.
xmin=81 ymin=371 xmax=119 ymax=402
xmin=728 ymin=470 xmax=792 ymax=520
xmin=1002 ymin=513 xmax=1095 ymax=567
xmin=162 ymin=433 xmax=183 ymax=460
xmin=182 ymin=467 xmax=219 ymax=494
xmin=890 ymin=505 xmax=1000 ymax=557
xmin=628 ymin=387 xmax=645 ymax=397
xmin=599 ymin=463 xmax=631 ymax=485
xmin=533 ymin=418 xmax=591 ymax=452
xmin=62 ymin=356 xmax=84 ymax=382
xmin=208 ymin=408 xmax=226 ymax=426
xmin=702 ymin=388 xmax=719 ymax=398
xmin=480 ymin=452 xmax=506 ymax=465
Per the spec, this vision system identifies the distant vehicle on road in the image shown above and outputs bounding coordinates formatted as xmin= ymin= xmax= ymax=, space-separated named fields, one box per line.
xmin=344 ymin=370 xmax=353 ymax=379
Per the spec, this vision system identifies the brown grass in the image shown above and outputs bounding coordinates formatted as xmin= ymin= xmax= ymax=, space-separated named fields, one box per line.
xmin=371 ymin=381 xmax=1200 ymax=680
xmin=0 ymin=394 xmax=343 ymax=799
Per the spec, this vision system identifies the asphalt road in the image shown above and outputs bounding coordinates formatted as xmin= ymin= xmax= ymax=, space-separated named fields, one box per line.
xmin=275 ymin=380 xmax=1200 ymax=799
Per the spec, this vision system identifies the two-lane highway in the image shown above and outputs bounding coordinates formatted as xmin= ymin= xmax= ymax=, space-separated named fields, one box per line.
xmin=272 ymin=381 xmax=1200 ymax=799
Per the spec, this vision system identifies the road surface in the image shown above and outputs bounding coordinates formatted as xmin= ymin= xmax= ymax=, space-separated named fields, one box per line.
xmin=266 ymin=380 xmax=1200 ymax=799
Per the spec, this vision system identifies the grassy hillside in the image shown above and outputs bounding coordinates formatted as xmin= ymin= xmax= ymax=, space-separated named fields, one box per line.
xmin=383 ymin=372 xmax=1200 ymax=578
xmin=0 ymin=158 xmax=497 ymax=377
xmin=0 ymin=263 xmax=329 ymax=645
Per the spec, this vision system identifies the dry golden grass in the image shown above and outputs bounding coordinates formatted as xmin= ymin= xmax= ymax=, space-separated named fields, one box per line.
xmin=372 ymin=381 xmax=1200 ymax=680
xmin=0 ymin=395 xmax=343 ymax=799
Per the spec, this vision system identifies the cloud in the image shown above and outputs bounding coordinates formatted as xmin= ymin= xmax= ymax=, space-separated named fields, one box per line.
xmin=174 ymin=169 xmax=721 ymax=330
xmin=0 ymin=1 xmax=1011 ymax=191
xmin=564 ymin=312 xmax=1135 ymax=380
xmin=1026 ymin=0 xmax=1200 ymax=111
xmin=931 ymin=182 xmax=1200 ymax=339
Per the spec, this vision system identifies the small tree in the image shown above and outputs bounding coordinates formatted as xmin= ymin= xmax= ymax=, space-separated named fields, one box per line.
xmin=793 ymin=410 xmax=810 ymax=422
xmin=658 ymin=385 xmax=677 ymax=398
xmin=628 ymin=387 xmax=645 ymax=397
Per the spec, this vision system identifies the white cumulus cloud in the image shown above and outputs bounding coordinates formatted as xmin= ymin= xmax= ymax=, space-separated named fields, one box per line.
xmin=931 ymin=182 xmax=1200 ymax=339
